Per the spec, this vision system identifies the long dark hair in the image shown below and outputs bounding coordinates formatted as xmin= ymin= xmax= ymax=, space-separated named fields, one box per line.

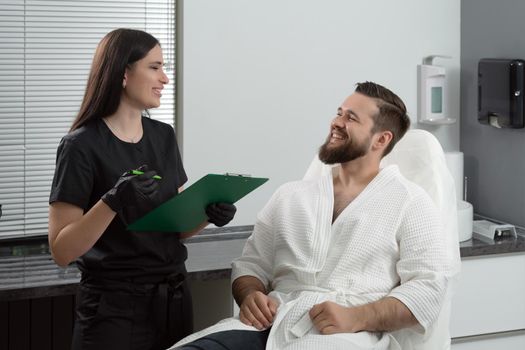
xmin=70 ymin=28 xmax=160 ymax=131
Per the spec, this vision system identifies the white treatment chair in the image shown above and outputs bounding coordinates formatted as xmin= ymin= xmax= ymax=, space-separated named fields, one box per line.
xmin=304 ymin=129 xmax=461 ymax=349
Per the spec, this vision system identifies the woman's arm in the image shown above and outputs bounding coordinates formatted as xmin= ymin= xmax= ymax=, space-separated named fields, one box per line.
xmin=179 ymin=220 xmax=209 ymax=239
xmin=176 ymin=186 xmax=209 ymax=239
xmin=48 ymin=200 xmax=116 ymax=267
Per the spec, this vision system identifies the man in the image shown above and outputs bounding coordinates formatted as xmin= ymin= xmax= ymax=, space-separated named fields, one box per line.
xmin=172 ymin=82 xmax=456 ymax=350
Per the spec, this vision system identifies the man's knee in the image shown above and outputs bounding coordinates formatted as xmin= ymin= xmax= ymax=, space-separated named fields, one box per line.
xmin=176 ymin=337 xmax=227 ymax=350
xmin=175 ymin=329 xmax=270 ymax=350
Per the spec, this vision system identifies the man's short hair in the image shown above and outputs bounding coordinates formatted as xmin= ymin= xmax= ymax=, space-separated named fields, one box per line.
xmin=355 ymin=81 xmax=410 ymax=157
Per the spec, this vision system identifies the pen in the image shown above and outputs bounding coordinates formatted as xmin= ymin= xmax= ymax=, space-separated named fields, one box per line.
xmin=130 ymin=170 xmax=162 ymax=180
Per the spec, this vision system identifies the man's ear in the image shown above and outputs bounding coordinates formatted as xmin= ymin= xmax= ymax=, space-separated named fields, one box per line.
xmin=373 ymin=130 xmax=393 ymax=152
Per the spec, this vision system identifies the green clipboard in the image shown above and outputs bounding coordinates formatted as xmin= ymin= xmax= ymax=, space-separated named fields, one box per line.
xmin=127 ymin=174 xmax=269 ymax=232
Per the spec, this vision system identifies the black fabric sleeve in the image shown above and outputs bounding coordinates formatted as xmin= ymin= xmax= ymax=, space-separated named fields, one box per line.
xmin=49 ymin=137 xmax=95 ymax=210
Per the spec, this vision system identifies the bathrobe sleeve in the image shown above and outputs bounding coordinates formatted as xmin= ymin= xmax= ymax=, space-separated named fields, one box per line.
xmin=388 ymin=191 xmax=453 ymax=333
xmin=231 ymin=186 xmax=282 ymax=289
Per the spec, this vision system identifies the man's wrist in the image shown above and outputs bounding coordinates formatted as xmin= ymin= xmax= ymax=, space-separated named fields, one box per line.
xmin=232 ymin=276 xmax=266 ymax=306
xmin=236 ymin=285 xmax=264 ymax=306
xmin=348 ymin=304 xmax=371 ymax=332
xmin=352 ymin=297 xmax=418 ymax=332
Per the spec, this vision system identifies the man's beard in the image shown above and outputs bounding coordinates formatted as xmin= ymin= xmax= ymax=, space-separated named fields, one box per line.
xmin=318 ymin=132 xmax=370 ymax=165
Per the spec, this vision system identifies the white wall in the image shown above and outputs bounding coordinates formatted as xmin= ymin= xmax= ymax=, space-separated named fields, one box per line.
xmin=180 ymin=0 xmax=461 ymax=225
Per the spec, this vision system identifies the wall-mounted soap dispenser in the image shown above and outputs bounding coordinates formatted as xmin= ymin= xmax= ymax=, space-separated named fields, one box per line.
xmin=418 ymin=55 xmax=456 ymax=125
xmin=478 ymin=58 xmax=525 ymax=129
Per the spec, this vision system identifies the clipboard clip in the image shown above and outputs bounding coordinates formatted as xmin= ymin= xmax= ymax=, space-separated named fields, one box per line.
xmin=225 ymin=172 xmax=251 ymax=177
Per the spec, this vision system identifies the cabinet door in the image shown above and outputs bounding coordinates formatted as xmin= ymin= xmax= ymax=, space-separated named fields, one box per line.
xmin=450 ymin=254 xmax=525 ymax=338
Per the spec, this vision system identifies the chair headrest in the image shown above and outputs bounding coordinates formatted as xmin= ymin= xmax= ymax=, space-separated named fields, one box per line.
xmin=381 ymin=129 xmax=455 ymax=210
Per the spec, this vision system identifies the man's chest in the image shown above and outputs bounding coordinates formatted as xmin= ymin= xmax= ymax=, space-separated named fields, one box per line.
xmin=332 ymin=183 xmax=367 ymax=223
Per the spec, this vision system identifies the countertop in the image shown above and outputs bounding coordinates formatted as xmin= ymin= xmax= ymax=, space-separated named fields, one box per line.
xmin=0 ymin=226 xmax=251 ymax=301
xmin=1 ymin=225 xmax=524 ymax=301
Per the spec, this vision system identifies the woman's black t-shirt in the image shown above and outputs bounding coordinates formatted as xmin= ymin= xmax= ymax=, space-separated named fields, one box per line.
xmin=49 ymin=117 xmax=188 ymax=280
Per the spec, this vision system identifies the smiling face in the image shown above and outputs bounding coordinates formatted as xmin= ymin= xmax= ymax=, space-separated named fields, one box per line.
xmin=318 ymin=92 xmax=379 ymax=164
xmin=122 ymin=44 xmax=169 ymax=110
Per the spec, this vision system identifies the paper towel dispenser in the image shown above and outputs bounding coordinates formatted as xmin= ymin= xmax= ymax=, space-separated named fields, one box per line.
xmin=478 ymin=58 xmax=525 ymax=128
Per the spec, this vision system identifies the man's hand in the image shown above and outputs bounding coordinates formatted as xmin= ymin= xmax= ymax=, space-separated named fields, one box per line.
xmin=309 ymin=301 xmax=364 ymax=334
xmin=239 ymin=291 xmax=278 ymax=330
xmin=310 ymin=297 xmax=419 ymax=334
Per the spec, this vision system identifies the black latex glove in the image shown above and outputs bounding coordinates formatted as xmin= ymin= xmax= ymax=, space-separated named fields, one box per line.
xmin=205 ymin=202 xmax=237 ymax=227
xmin=101 ymin=165 xmax=160 ymax=213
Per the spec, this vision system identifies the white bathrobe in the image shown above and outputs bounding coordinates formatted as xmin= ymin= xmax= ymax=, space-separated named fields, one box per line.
xmin=172 ymin=165 xmax=455 ymax=350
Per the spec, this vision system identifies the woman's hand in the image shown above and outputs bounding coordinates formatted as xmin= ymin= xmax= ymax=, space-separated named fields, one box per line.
xmin=101 ymin=165 xmax=160 ymax=213
xmin=205 ymin=202 xmax=236 ymax=227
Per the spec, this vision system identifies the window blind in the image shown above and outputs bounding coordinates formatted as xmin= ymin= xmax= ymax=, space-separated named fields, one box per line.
xmin=0 ymin=0 xmax=176 ymax=237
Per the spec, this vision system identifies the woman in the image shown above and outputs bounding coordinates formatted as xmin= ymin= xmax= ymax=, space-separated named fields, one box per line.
xmin=48 ymin=28 xmax=236 ymax=350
